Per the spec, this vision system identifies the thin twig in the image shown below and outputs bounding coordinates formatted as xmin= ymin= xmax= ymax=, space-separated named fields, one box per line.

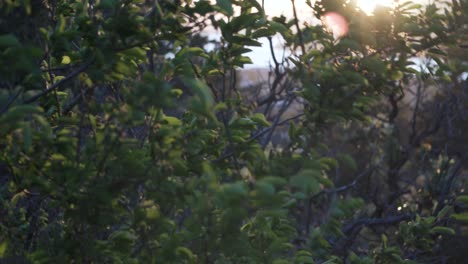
xmin=305 ymin=163 xmax=380 ymax=235
xmin=261 ymin=95 xmax=295 ymax=147
xmin=291 ymin=0 xmax=306 ymax=56
xmin=24 ymin=59 xmax=94 ymax=104
xmin=0 ymin=88 xmax=24 ymax=115
xmin=409 ymin=78 xmax=422 ymax=143
xmin=62 ymin=93 xmax=83 ymax=115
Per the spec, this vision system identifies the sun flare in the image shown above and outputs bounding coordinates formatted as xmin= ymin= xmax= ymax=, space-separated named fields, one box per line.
xmin=356 ymin=0 xmax=395 ymax=15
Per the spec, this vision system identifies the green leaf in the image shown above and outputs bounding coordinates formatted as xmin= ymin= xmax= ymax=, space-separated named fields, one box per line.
xmin=109 ymin=229 xmax=137 ymax=249
xmin=319 ymin=157 xmax=338 ymax=170
xmin=252 ymin=28 xmax=276 ymax=38
xmin=170 ymin=88 xmax=183 ymax=98
xmin=290 ymin=169 xmax=321 ymax=195
xmin=336 ymin=38 xmax=362 ymax=51
xmin=399 ymin=2 xmax=423 ymax=12
xmin=251 ymin=113 xmax=270 ymax=126
xmin=256 ymin=181 xmax=275 ymax=196
xmin=216 ymin=0 xmax=234 ymax=16
xmin=269 ymin=21 xmax=289 ymax=35
xmin=176 ymin=47 xmax=208 ymax=61
xmin=88 ymin=115 xmax=97 ymax=130
xmin=0 ymin=241 xmax=7 ymax=258
xmin=22 ymin=123 xmax=32 ymax=152
xmin=390 ymin=70 xmax=404 ymax=81
xmin=428 ymin=48 xmax=446 ymax=56
xmin=295 ymin=250 xmax=315 ymax=263
xmin=11 ymin=191 xmax=27 ymax=207
xmin=0 ymin=105 xmax=42 ymax=127
xmin=382 ymin=234 xmax=388 ymax=248
xmin=143 ymin=201 xmax=160 ymax=220
xmin=247 ymin=0 xmax=264 ymax=14
xmin=292 ymin=192 xmax=307 ymax=199
xmin=223 ymin=182 xmax=248 ymax=197
xmin=273 ymin=260 xmax=289 ymax=264
xmin=120 ymin=47 xmax=147 ymax=60
xmin=163 ymin=116 xmax=182 ymax=126
xmin=185 ymin=78 xmax=216 ymax=121
xmin=230 ymin=36 xmax=262 ymax=46
xmin=97 ymin=0 xmax=117 ymax=9
xmin=456 ymin=195 xmax=468 ymax=204
xmin=452 ymin=213 xmax=468 ymax=222
xmin=207 ymin=69 xmax=223 ymax=76
xmin=176 ymin=246 xmax=196 ymax=260
xmin=0 ymin=34 xmax=20 ymax=47
xmin=233 ymin=55 xmax=253 ymax=66
xmin=430 ymin=226 xmax=455 ymax=235
xmin=317 ymin=177 xmax=334 ymax=188
xmin=338 ymin=154 xmax=357 ymax=171
xmin=231 ymin=13 xmax=261 ymax=32
xmin=260 ymin=176 xmax=287 ymax=186
xmin=33 ymin=114 xmax=52 ymax=139
xmin=214 ymin=102 xmax=228 ymax=112
xmin=56 ymin=15 xmax=66 ymax=33
xmin=436 ymin=205 xmax=451 ymax=219
xmin=362 ymin=56 xmax=386 ymax=75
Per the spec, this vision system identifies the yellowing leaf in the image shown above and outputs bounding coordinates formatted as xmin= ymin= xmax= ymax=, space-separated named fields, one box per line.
xmin=0 ymin=241 xmax=7 ymax=257
xmin=79 ymin=72 xmax=93 ymax=87
xmin=145 ymin=205 xmax=160 ymax=220
xmin=11 ymin=191 xmax=26 ymax=206
xmin=163 ymin=116 xmax=182 ymax=126
xmin=61 ymin=55 xmax=71 ymax=65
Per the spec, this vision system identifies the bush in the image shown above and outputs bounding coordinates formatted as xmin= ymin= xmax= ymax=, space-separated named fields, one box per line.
xmin=0 ymin=0 xmax=467 ymax=263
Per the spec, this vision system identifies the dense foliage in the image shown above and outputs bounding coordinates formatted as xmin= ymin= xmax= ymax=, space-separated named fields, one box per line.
xmin=1 ymin=0 xmax=468 ymax=263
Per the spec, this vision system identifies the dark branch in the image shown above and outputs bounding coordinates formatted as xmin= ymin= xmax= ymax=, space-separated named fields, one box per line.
xmin=0 ymin=88 xmax=24 ymax=115
xmin=24 ymin=59 xmax=94 ymax=104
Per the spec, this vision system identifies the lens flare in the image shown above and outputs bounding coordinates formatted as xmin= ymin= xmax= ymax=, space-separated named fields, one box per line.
xmin=323 ymin=12 xmax=349 ymax=38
